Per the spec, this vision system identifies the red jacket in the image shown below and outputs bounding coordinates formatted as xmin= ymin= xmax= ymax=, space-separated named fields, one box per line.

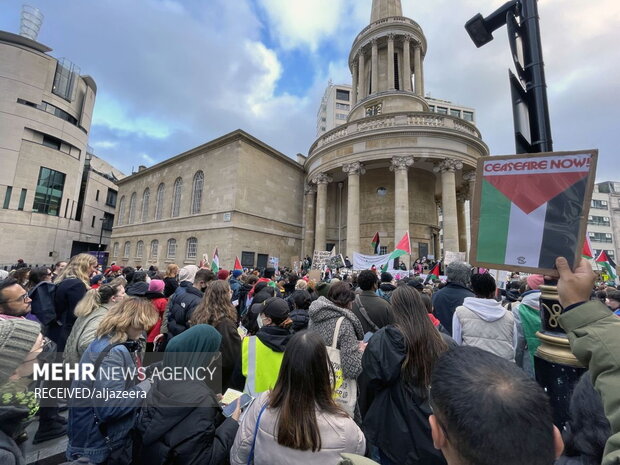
xmin=147 ymin=296 xmax=168 ymax=342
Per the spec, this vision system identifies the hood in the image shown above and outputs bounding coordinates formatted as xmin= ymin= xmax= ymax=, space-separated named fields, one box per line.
xmin=139 ymin=380 xmax=218 ymax=444
xmin=462 ymin=297 xmax=506 ymax=321
xmin=126 ymin=281 xmax=149 ymax=296
xmin=256 ymin=326 xmax=292 ymax=352
xmin=520 ymin=290 xmax=541 ymax=310
xmin=504 ymin=289 xmax=520 ymax=302
xmin=379 ymin=283 xmax=396 ymax=292
xmin=308 ymin=296 xmax=364 ymax=339
xmin=364 ymin=326 xmax=406 ymax=384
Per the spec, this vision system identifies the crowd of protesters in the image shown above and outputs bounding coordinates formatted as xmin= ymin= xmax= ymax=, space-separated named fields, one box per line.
xmin=0 ymin=253 xmax=619 ymax=465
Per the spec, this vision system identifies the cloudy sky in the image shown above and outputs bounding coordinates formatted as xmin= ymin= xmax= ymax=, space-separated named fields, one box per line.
xmin=1 ymin=0 xmax=618 ymax=180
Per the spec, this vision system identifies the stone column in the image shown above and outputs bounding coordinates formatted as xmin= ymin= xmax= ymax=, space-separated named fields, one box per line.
xmin=343 ymin=162 xmax=366 ymax=257
xmin=414 ymin=44 xmax=423 ymax=96
xmin=387 ymin=34 xmax=395 ymax=90
xmin=358 ymin=52 xmax=366 ymax=100
xmin=433 ymin=229 xmax=441 ymax=259
xmin=402 ymin=36 xmax=412 ymax=92
xmin=351 ymin=61 xmax=358 ymax=106
xmin=303 ymin=184 xmax=316 ymax=258
xmin=463 ymin=170 xmax=476 ymax=203
xmin=434 ymin=160 xmax=463 ymax=253
xmin=371 ymin=39 xmax=379 ymax=94
xmin=313 ymin=173 xmax=332 ymax=252
xmin=390 ymin=156 xmax=415 ymax=250
xmin=457 ymin=192 xmax=468 ymax=253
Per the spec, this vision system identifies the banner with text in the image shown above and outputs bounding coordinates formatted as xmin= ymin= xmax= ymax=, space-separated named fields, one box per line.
xmin=352 ymin=252 xmax=399 ymax=272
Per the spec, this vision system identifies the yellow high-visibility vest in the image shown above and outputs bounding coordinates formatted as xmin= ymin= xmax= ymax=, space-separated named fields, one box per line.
xmin=241 ymin=335 xmax=284 ymax=395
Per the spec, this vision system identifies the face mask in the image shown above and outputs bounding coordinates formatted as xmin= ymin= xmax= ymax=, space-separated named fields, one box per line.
xmin=257 ymin=314 xmax=264 ymax=329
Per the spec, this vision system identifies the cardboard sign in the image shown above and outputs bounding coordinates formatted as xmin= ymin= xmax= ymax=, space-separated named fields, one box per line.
xmin=312 ymin=250 xmax=331 ymax=270
xmin=470 ymin=150 xmax=598 ymax=275
xmin=308 ymin=269 xmax=322 ymax=282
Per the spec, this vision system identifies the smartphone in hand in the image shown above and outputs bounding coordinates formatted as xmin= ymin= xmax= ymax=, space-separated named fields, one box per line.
xmin=222 ymin=393 xmax=253 ymax=417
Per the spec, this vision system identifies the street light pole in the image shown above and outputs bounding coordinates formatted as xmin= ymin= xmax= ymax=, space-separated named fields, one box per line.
xmin=98 ymin=217 xmax=105 ymax=251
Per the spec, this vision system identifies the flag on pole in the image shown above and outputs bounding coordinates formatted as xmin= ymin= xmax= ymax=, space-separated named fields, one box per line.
xmin=371 ymin=232 xmax=380 ymax=255
xmin=233 ymin=256 xmax=242 ymax=271
xmin=596 ymin=250 xmax=617 ymax=280
xmin=381 ymin=232 xmax=411 ymax=271
xmin=211 ymin=248 xmax=220 ymax=273
xmin=423 ymin=262 xmax=441 ymax=284
xmin=582 ymin=236 xmax=594 ymax=259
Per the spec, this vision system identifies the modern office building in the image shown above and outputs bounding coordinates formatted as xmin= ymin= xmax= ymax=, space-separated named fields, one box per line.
xmin=316 ymin=82 xmax=353 ymax=137
xmin=589 ymin=181 xmax=620 ymax=263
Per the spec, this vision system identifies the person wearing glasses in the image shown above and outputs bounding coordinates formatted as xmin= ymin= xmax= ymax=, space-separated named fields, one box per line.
xmin=0 ymin=278 xmax=33 ymax=320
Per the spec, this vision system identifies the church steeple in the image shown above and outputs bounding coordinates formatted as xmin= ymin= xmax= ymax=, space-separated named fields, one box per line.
xmin=370 ymin=0 xmax=403 ymax=22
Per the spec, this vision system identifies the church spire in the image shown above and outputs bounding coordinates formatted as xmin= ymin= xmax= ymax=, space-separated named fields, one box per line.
xmin=370 ymin=0 xmax=403 ymax=22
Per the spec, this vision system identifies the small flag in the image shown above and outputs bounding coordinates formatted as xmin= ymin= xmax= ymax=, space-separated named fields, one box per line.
xmin=582 ymin=236 xmax=594 ymax=260
xmin=211 ymin=248 xmax=220 ymax=273
xmin=371 ymin=232 xmax=380 ymax=255
xmin=233 ymin=256 xmax=242 ymax=271
xmin=596 ymin=250 xmax=617 ymax=280
xmin=423 ymin=263 xmax=441 ymax=284
xmin=381 ymin=232 xmax=411 ymax=271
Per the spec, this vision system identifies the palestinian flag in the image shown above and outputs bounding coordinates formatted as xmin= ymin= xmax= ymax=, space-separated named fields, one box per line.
xmin=423 ymin=263 xmax=441 ymax=284
xmin=382 ymin=232 xmax=411 ymax=271
xmin=233 ymin=256 xmax=242 ymax=271
xmin=476 ymin=153 xmax=593 ymax=270
xmin=211 ymin=248 xmax=220 ymax=273
xmin=582 ymin=236 xmax=594 ymax=260
xmin=596 ymin=250 xmax=617 ymax=280
xmin=371 ymin=232 xmax=380 ymax=254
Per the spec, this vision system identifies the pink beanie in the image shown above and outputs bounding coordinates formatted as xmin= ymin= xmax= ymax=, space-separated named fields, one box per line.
xmin=148 ymin=279 xmax=165 ymax=294
xmin=526 ymin=274 xmax=544 ymax=290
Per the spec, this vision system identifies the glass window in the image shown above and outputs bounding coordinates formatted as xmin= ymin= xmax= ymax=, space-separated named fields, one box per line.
xmin=141 ymin=188 xmax=150 ymax=222
xmin=463 ymin=111 xmax=474 ymax=122
xmin=136 ymin=241 xmax=144 ymax=258
xmin=91 ymin=216 xmax=96 ymax=228
xmin=191 ymin=171 xmax=204 ymax=215
xmin=336 ymin=103 xmax=350 ymax=110
xmin=171 ymin=178 xmax=183 ymax=218
xmin=103 ymin=212 xmax=114 ymax=230
xmin=52 ymin=60 xmax=77 ymax=101
xmin=336 ymin=113 xmax=347 ymax=120
xmin=123 ymin=241 xmax=131 ymax=258
xmin=42 ymin=134 xmax=61 ymax=150
xmin=3 ymin=186 xmax=12 ymax=209
xmin=95 ymin=190 xmax=100 ymax=202
xmin=117 ymin=196 xmax=125 ymax=225
xmin=167 ymin=239 xmax=177 ymax=258
xmin=336 ymin=89 xmax=350 ymax=101
xmin=155 ymin=183 xmax=165 ymax=220
xmin=186 ymin=237 xmax=198 ymax=260
xmin=128 ymin=193 xmax=137 ymax=224
xmin=32 ymin=167 xmax=66 ymax=216
xmin=18 ymin=189 xmax=27 ymax=211
xmin=379 ymin=246 xmax=388 ymax=255
xmin=428 ymin=105 xmax=435 ymax=112
xmin=150 ymin=240 xmax=159 ymax=258
xmin=450 ymin=109 xmax=461 ymax=118
xmin=112 ymin=242 xmax=119 ymax=257
xmin=436 ymin=107 xmax=448 ymax=115
xmin=106 ymin=189 xmax=117 ymax=207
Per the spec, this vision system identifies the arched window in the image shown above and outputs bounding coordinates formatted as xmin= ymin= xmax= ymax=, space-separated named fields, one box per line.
xmin=123 ymin=241 xmax=131 ymax=258
xmin=136 ymin=240 xmax=144 ymax=258
xmin=186 ymin=237 xmax=198 ymax=260
xmin=117 ymin=196 xmax=126 ymax=225
xmin=128 ymin=192 xmax=137 ymax=224
xmin=171 ymin=177 xmax=183 ymax=218
xmin=191 ymin=171 xmax=204 ymax=214
xmin=141 ymin=188 xmax=150 ymax=222
xmin=150 ymin=240 xmax=159 ymax=259
xmin=155 ymin=183 xmax=165 ymax=220
xmin=167 ymin=239 xmax=177 ymax=258
xmin=112 ymin=242 xmax=119 ymax=257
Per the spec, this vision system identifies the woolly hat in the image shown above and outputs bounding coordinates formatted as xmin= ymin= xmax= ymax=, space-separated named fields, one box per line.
xmin=179 ymin=265 xmax=199 ymax=283
xmin=527 ymin=274 xmax=544 ymax=290
xmin=148 ymin=279 xmax=165 ymax=294
xmin=110 ymin=265 xmax=121 ymax=273
xmin=217 ymin=269 xmax=230 ymax=280
xmin=261 ymin=298 xmax=289 ymax=321
xmin=232 ymin=269 xmax=243 ymax=278
xmin=0 ymin=319 xmax=41 ymax=385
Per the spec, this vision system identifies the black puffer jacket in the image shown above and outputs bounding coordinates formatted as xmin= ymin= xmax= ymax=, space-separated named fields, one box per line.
xmin=431 ymin=282 xmax=474 ymax=335
xmin=167 ymin=285 xmax=203 ymax=338
xmin=136 ymin=380 xmax=238 ymax=465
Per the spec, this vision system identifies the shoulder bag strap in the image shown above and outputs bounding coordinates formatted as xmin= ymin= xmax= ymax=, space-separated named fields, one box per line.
xmin=331 ymin=316 xmax=345 ymax=349
xmin=355 ymin=296 xmax=379 ymax=332
xmin=247 ymin=402 xmax=269 ymax=465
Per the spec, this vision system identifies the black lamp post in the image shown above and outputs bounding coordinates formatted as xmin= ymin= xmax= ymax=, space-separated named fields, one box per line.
xmin=98 ymin=217 xmax=106 ymax=251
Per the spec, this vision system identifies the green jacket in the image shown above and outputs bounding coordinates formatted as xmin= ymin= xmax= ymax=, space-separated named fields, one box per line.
xmin=559 ymin=301 xmax=620 ymax=465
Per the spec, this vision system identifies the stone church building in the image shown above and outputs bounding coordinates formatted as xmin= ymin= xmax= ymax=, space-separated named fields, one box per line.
xmin=110 ymin=0 xmax=488 ymax=270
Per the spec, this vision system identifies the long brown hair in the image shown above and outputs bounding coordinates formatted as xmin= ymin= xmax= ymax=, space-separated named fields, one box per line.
xmin=269 ymin=331 xmax=344 ymax=452
xmin=190 ymin=280 xmax=236 ymax=326
xmin=390 ymin=285 xmax=448 ymax=394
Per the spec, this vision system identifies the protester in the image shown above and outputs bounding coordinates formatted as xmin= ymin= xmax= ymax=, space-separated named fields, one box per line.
xmin=431 ymin=262 xmax=474 ymax=334
xmin=63 ymin=280 xmax=126 ymax=365
xmin=502 ymin=280 xmax=522 ymax=310
xmin=0 ymin=278 xmax=33 ymax=320
xmin=352 ymin=270 xmax=392 ymax=333
xmin=243 ymin=285 xmax=276 ymax=335
xmin=25 ymin=266 xmax=52 ymax=292
xmin=289 ymin=289 xmax=312 ymax=332
xmin=604 ymin=290 xmax=620 ymax=316
xmin=136 ymin=324 xmax=240 ymax=464
xmin=145 ymin=279 xmax=167 ymax=351
xmin=513 ymin=274 xmax=544 ymax=377
xmin=362 ymin=285 xmax=452 ymax=465
xmin=190 ymin=280 xmax=241 ymax=392
xmin=376 ymin=272 xmax=396 ymax=302
xmin=66 ymin=297 xmax=158 ymax=464
xmin=230 ymin=331 xmax=365 ymax=464
xmin=126 ymin=270 xmax=149 ymax=297
xmin=166 ymin=267 xmax=212 ymax=338
xmin=229 ymin=269 xmax=243 ymax=306
xmin=452 ymin=273 xmax=515 ymax=361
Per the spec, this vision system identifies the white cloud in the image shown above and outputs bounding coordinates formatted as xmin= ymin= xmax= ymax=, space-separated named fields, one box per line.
xmin=91 ymin=140 xmax=118 ymax=149
xmin=140 ymin=153 xmax=155 ymax=165
xmin=244 ymin=41 xmax=283 ymax=115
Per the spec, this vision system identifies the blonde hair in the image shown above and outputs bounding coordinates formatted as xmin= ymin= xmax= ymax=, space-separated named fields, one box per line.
xmin=164 ymin=264 xmax=179 ymax=279
xmin=74 ymin=281 xmax=124 ymax=318
xmin=191 ymin=280 xmax=236 ymax=326
xmin=295 ymin=280 xmax=308 ymax=290
xmin=96 ymin=296 xmax=158 ymax=343
xmin=54 ymin=253 xmax=97 ymax=287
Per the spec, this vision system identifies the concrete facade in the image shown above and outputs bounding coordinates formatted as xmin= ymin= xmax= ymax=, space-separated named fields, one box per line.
xmin=589 ymin=182 xmax=619 ymax=263
xmin=0 ymin=30 xmax=123 ymax=267
xmin=316 ymin=82 xmax=353 ymax=137
xmin=110 ymin=131 xmax=305 ymax=270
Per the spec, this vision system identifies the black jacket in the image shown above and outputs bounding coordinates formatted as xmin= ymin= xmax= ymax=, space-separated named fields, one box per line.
xmin=214 ymin=318 xmax=242 ymax=393
xmin=431 ymin=282 xmax=474 ymax=335
xmin=361 ymin=326 xmax=450 ymax=465
xmin=163 ymin=277 xmax=179 ymax=298
xmin=167 ymin=284 xmax=203 ymax=337
xmin=0 ymin=405 xmax=28 ymax=465
xmin=289 ymin=308 xmax=309 ymax=332
xmin=49 ymin=277 xmax=87 ymax=350
xmin=136 ymin=380 xmax=238 ymax=465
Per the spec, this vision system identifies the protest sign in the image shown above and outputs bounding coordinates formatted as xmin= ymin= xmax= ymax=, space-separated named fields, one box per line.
xmin=308 ymin=269 xmax=322 ymax=282
xmin=328 ymin=254 xmax=346 ymax=269
xmin=444 ymin=251 xmax=466 ymax=266
xmin=312 ymin=250 xmax=331 ymax=270
xmin=470 ymin=150 xmax=597 ymax=275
